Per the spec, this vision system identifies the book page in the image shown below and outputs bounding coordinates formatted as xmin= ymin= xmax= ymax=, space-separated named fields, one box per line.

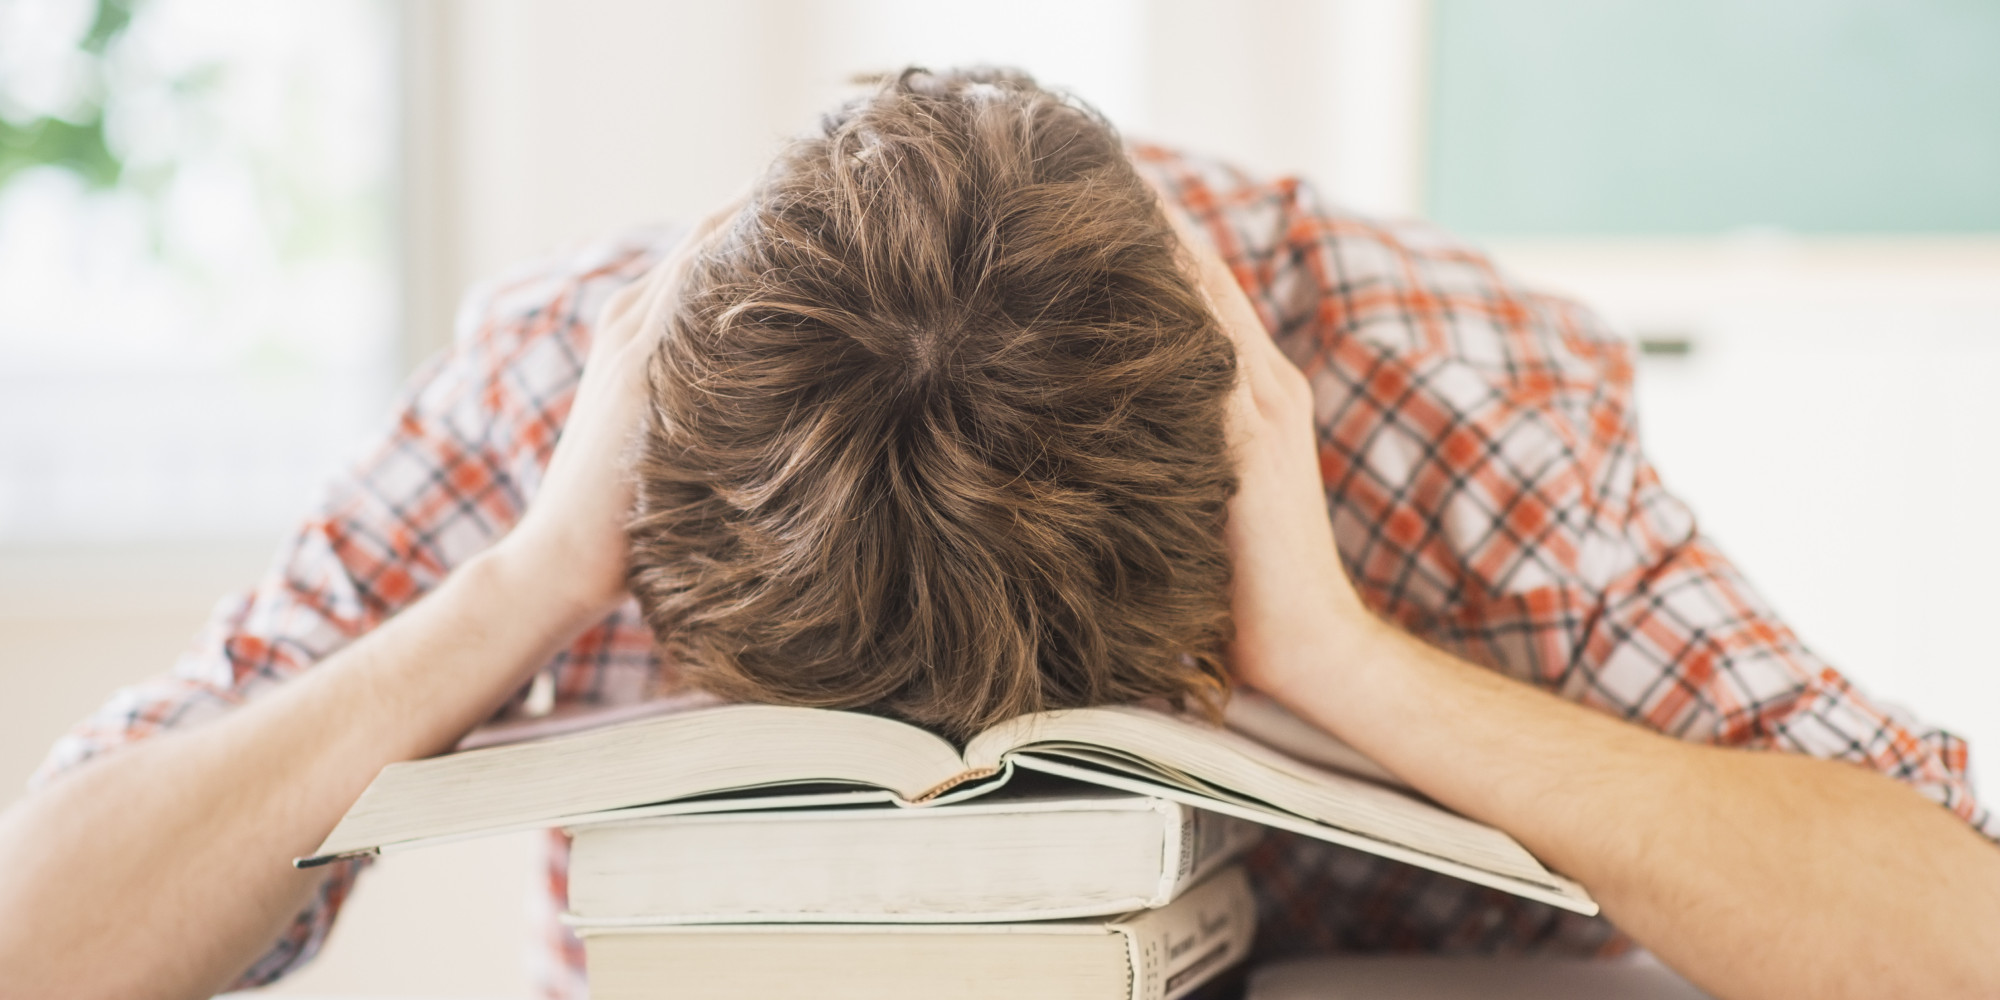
xmin=307 ymin=704 xmax=966 ymax=863
xmin=1007 ymin=754 xmax=1594 ymax=916
xmin=455 ymin=690 xmax=727 ymax=751
xmin=1221 ymin=690 xmax=1409 ymax=791
xmin=965 ymin=706 xmax=1591 ymax=911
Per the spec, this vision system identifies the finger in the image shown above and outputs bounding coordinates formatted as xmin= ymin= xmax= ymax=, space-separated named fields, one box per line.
xmin=1145 ymin=187 xmax=1269 ymax=353
xmin=1159 ymin=208 xmax=1313 ymax=432
xmin=692 ymin=191 xmax=750 ymax=240
xmin=1160 ymin=214 xmax=1289 ymax=400
xmin=1152 ymin=193 xmax=1209 ymax=286
xmin=633 ymin=195 xmax=750 ymax=337
xmin=590 ymin=279 xmax=652 ymax=357
xmin=1143 ymin=189 xmax=1276 ymax=426
xmin=1136 ymin=173 xmax=1317 ymax=454
xmin=663 ymin=192 xmax=749 ymax=284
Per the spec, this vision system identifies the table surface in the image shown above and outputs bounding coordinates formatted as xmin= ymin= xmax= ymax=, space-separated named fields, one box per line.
xmin=1247 ymin=954 xmax=1712 ymax=1000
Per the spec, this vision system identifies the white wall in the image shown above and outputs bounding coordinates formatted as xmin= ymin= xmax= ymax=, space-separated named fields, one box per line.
xmin=404 ymin=0 xmax=1429 ymax=357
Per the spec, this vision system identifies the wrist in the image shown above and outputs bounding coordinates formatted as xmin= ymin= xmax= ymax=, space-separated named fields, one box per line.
xmin=1248 ymin=595 xmax=1394 ymax=705
xmin=478 ymin=532 xmax=628 ymax=636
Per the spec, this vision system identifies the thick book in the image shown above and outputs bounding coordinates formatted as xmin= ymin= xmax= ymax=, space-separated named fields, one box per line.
xmin=565 ymin=784 xmax=1265 ymax=925
xmin=303 ymin=697 xmax=1595 ymax=915
xmin=580 ymin=864 xmax=1258 ymax=1000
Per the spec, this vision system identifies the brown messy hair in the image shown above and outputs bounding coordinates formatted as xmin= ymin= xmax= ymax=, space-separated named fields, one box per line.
xmin=627 ymin=67 xmax=1237 ymax=739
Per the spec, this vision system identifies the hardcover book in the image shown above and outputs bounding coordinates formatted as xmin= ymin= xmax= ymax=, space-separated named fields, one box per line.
xmin=564 ymin=784 xmax=1265 ymax=924
xmin=580 ymin=865 xmax=1259 ymax=1000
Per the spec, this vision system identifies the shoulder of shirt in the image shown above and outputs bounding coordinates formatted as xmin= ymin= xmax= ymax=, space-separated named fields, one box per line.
xmin=1144 ymin=142 xmax=1592 ymax=290
xmin=1128 ymin=141 xmax=1620 ymax=369
xmin=450 ymin=224 xmax=683 ymax=350
xmin=1127 ymin=140 xmax=1506 ymax=272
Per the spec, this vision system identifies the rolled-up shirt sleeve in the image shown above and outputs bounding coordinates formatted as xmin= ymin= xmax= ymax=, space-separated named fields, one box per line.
xmin=1405 ymin=286 xmax=1996 ymax=842
xmin=1139 ymin=145 xmax=1993 ymax=846
xmin=23 ymin=235 xmax=654 ymax=986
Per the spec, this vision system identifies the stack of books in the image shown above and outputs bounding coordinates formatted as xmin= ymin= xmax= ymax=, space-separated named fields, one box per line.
xmin=566 ymin=783 xmax=1264 ymax=998
xmin=303 ymin=694 xmax=1598 ymax=999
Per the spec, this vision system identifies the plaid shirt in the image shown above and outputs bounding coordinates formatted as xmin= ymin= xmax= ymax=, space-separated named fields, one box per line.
xmin=34 ymin=145 xmax=1995 ymax=996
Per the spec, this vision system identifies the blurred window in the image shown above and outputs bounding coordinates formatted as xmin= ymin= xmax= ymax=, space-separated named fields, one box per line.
xmin=1426 ymin=0 xmax=2000 ymax=236
xmin=0 ymin=0 xmax=396 ymax=544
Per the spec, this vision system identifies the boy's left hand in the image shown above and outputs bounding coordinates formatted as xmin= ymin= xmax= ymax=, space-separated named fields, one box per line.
xmin=1150 ymin=192 xmax=1375 ymax=700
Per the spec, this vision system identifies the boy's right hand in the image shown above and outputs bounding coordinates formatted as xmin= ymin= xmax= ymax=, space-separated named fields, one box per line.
xmin=501 ymin=199 xmax=743 ymax=628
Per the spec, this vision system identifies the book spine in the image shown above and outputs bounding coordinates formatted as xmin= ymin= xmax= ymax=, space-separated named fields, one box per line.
xmin=1151 ymin=805 xmax=1267 ymax=907
xmin=1116 ymin=867 xmax=1256 ymax=1000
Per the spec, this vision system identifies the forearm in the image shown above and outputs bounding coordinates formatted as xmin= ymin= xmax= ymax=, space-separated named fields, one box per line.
xmin=1267 ymin=614 xmax=2000 ymax=999
xmin=1155 ymin=175 xmax=2000 ymax=997
xmin=0 ymin=543 xmax=602 ymax=1000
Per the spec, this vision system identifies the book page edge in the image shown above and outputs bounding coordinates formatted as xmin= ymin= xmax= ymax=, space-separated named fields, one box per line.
xmin=295 ymin=787 xmax=903 ymax=867
xmin=1009 ymin=754 xmax=1599 ymax=917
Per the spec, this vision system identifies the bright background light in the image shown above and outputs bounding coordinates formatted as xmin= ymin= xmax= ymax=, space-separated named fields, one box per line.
xmin=0 ymin=0 xmax=396 ymax=543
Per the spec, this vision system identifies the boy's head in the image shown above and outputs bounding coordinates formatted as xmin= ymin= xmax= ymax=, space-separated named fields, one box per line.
xmin=628 ymin=67 xmax=1237 ymax=738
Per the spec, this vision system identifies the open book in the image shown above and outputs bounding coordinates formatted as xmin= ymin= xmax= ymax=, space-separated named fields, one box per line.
xmin=304 ymin=697 xmax=1595 ymax=916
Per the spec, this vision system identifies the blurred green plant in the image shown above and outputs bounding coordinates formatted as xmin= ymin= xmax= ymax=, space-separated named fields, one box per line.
xmin=0 ymin=0 xmax=136 ymax=189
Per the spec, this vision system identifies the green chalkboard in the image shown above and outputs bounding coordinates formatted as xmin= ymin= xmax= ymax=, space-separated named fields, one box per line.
xmin=1426 ymin=0 xmax=2000 ymax=235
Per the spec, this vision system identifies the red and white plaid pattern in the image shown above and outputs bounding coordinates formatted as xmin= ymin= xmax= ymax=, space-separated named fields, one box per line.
xmin=34 ymin=146 xmax=1994 ymax=996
